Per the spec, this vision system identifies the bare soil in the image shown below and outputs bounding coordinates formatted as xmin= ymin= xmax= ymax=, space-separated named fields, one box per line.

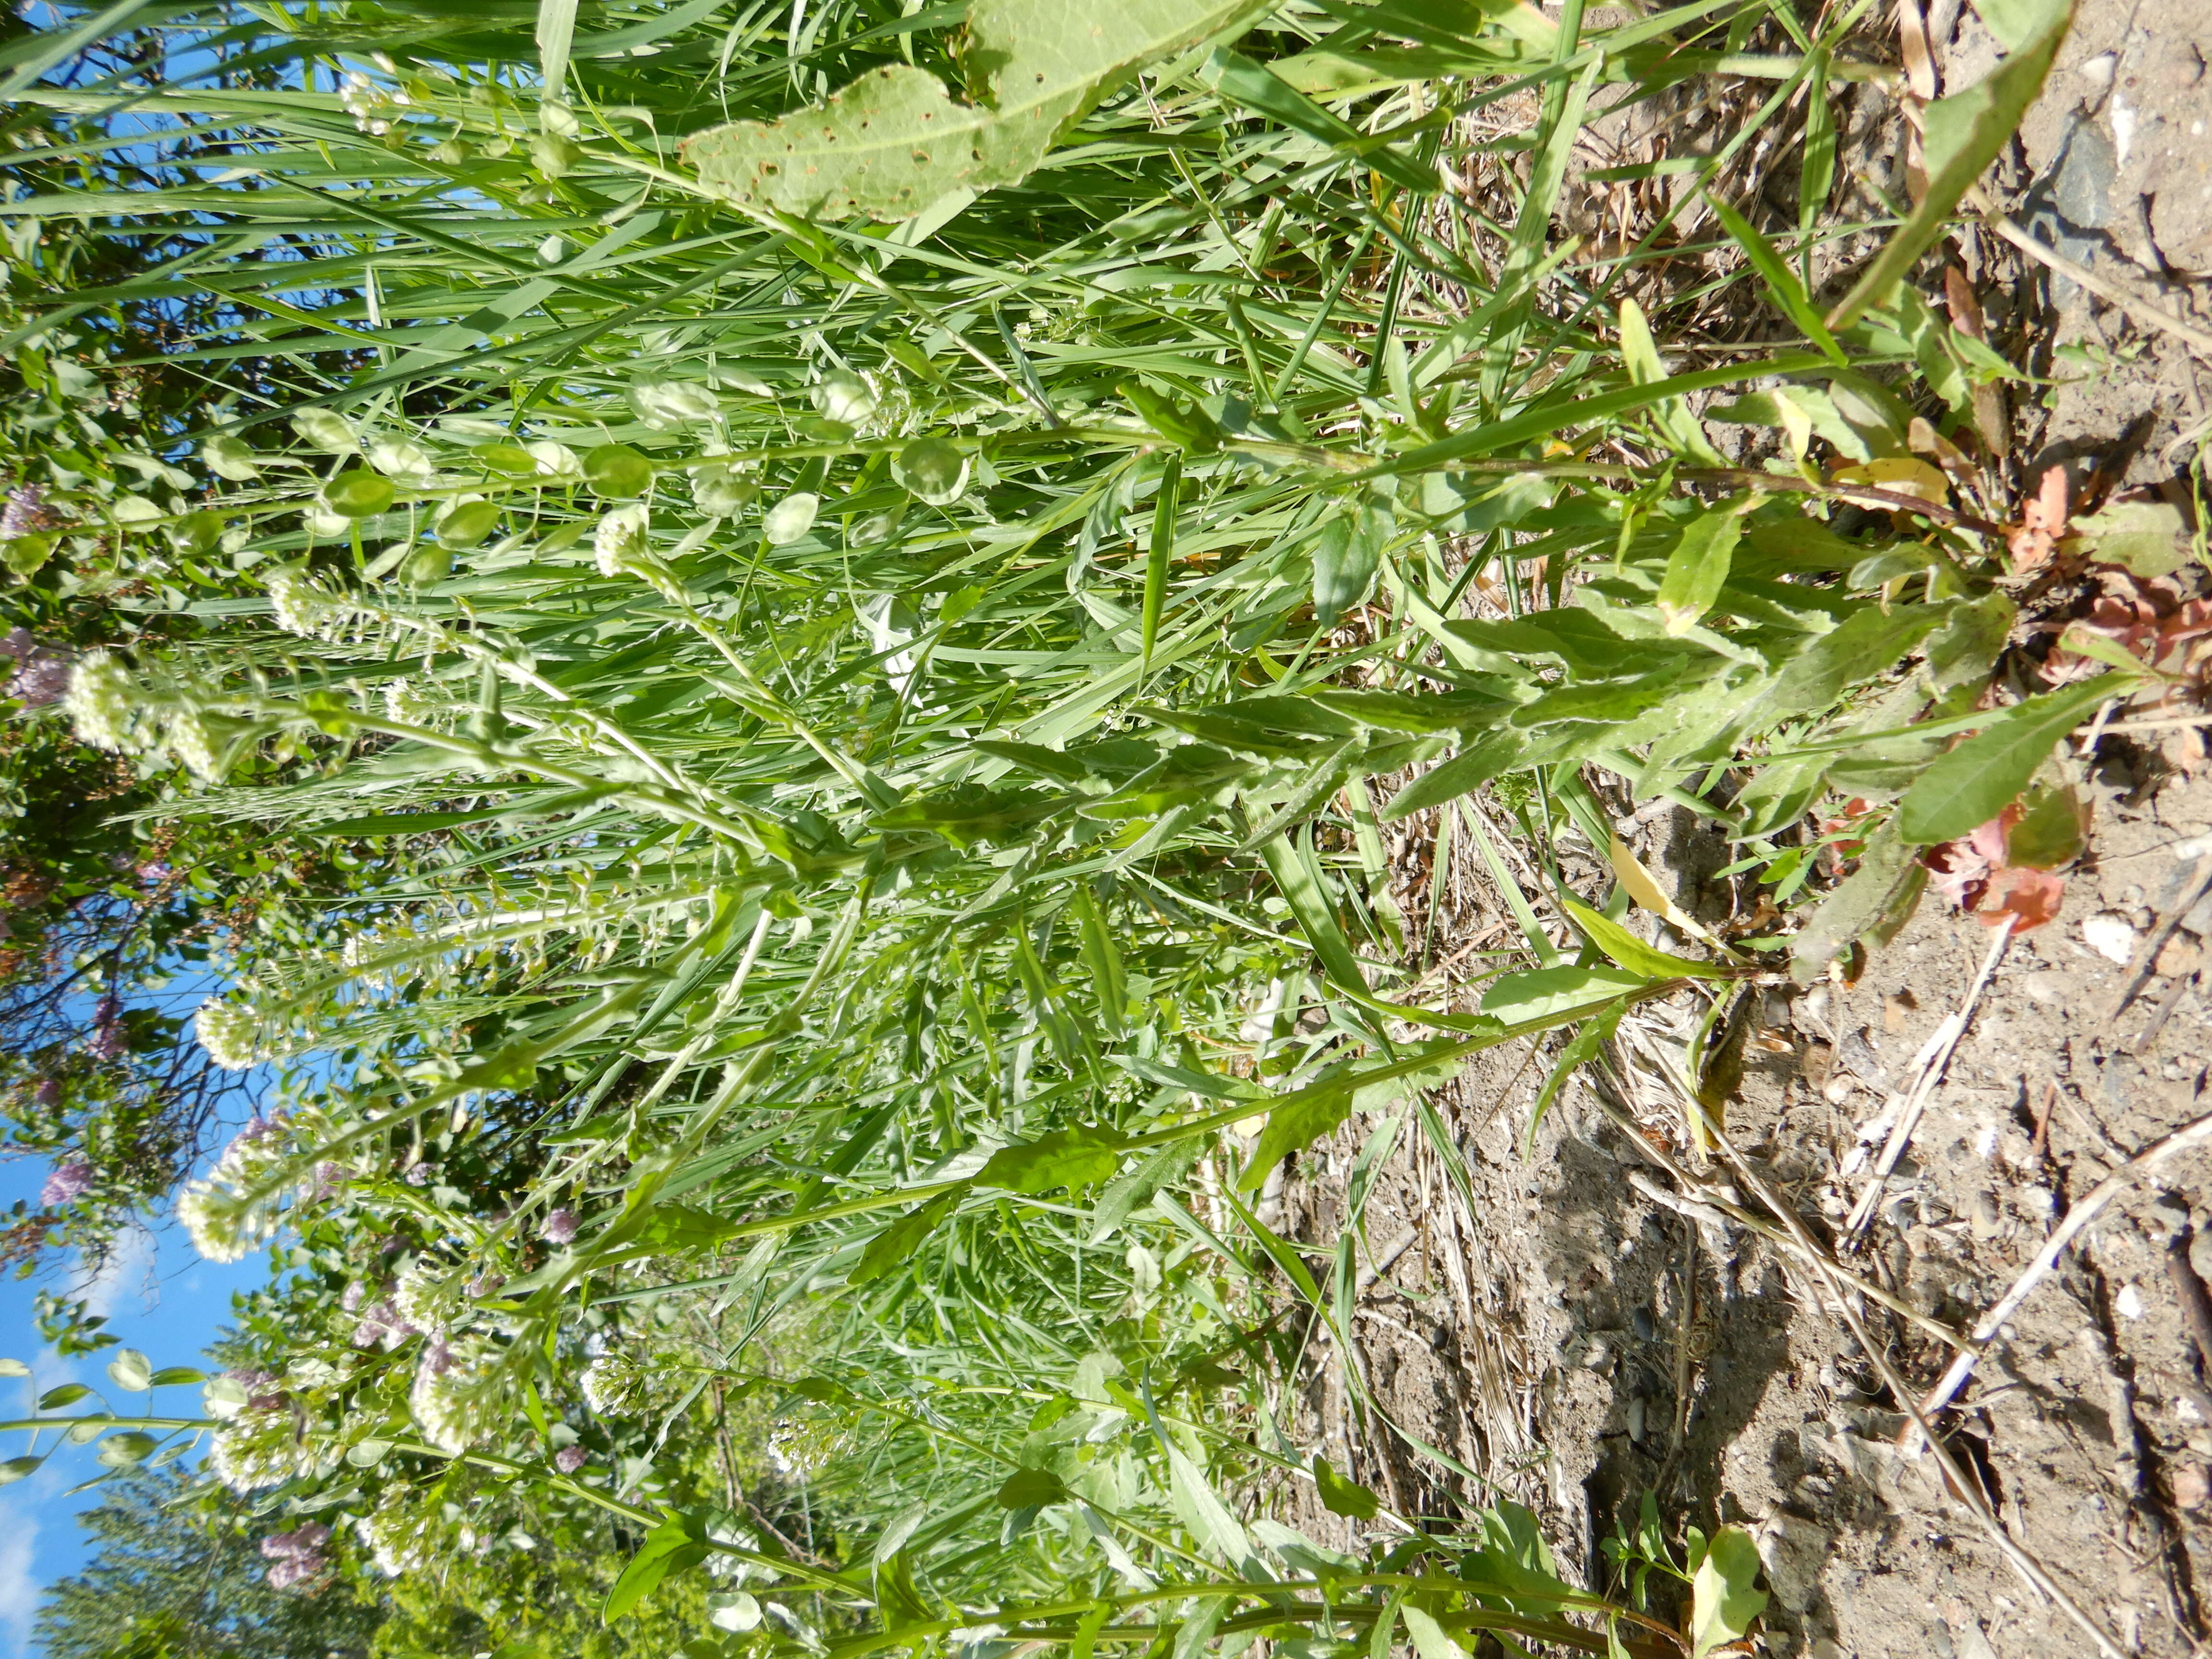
xmin=1249 ymin=8 xmax=2212 ymax=1656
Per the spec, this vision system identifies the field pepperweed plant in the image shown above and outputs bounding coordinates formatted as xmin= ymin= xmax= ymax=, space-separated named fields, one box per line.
xmin=0 ymin=0 xmax=2143 ymax=1650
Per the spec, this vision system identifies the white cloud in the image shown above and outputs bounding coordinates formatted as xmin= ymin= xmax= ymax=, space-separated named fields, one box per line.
xmin=0 ymin=1490 xmax=44 ymax=1652
xmin=70 ymin=1224 xmax=157 ymax=1322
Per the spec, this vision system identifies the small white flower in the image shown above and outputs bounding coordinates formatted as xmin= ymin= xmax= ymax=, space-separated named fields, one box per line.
xmin=594 ymin=505 xmax=649 ymax=577
xmin=63 ymin=650 xmax=134 ymax=750
xmin=579 ymin=1352 xmax=644 ymax=1416
xmin=409 ymin=1337 xmax=505 ymax=1454
xmin=266 ymin=566 xmax=343 ymax=638
xmin=383 ymin=678 xmax=437 ymax=724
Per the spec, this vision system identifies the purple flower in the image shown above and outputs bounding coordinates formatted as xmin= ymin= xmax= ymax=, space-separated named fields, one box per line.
xmin=228 ymin=1370 xmax=285 ymax=1411
xmin=84 ymin=1021 xmax=124 ymax=1062
xmin=541 ymin=1208 xmax=578 ymax=1245
xmin=310 ymin=1162 xmax=348 ymax=1200
xmin=553 ymin=1444 xmax=589 ymax=1475
xmin=401 ymin=1159 xmax=431 ymax=1187
xmin=260 ymin=1521 xmax=330 ymax=1559
xmin=340 ymin=1281 xmax=366 ymax=1312
xmin=0 ymin=485 xmax=49 ymax=541
xmin=467 ymin=1272 xmax=504 ymax=1299
xmin=40 ymin=1160 xmax=92 ymax=1207
xmin=349 ymin=1299 xmax=417 ymax=1351
xmin=31 ymin=1080 xmax=60 ymax=1108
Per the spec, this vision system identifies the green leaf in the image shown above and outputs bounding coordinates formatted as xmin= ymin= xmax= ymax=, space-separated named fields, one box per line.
xmin=1238 ymin=1042 xmax=1463 ymax=1193
xmin=1479 ymin=965 xmax=1653 ymax=1024
xmin=1310 ymin=504 xmax=1385 ymax=626
xmin=849 ymin=1189 xmax=963 ymax=1285
xmin=682 ymin=0 xmax=1276 ymax=220
xmin=1088 ymin=1140 xmax=1200 ymax=1243
xmin=1399 ymin=1604 xmax=1467 ymax=1659
xmin=320 ymin=469 xmax=396 ymax=519
xmin=1313 ymin=1456 xmax=1379 ymax=1520
xmin=995 ymin=1466 xmax=1068 ymax=1508
xmin=1560 ymin=899 xmax=1722 ymax=980
xmin=1787 ymin=819 xmax=1923 ymax=984
xmin=1202 ymin=48 xmax=1435 ymax=194
xmin=1708 ymin=198 xmax=1844 ymax=364
xmin=1523 ymin=1003 xmax=1623 ymax=1158
xmin=436 ymin=499 xmax=505 ymax=548
xmin=976 ymin=1125 xmax=1123 ymax=1194
xmin=39 ymin=1382 xmax=91 ymax=1409
xmin=1894 ymin=677 xmax=2118 ymax=845
xmin=1689 ymin=1525 xmax=1769 ymax=1659
xmin=604 ymin=1512 xmax=709 ymax=1623
xmin=894 ymin=437 xmax=968 ymax=507
xmin=1827 ymin=0 xmax=2072 ymax=330
xmin=1382 ymin=731 xmax=1527 ymax=820
xmin=0 ymin=1456 xmax=42 ymax=1485
xmin=1656 ymin=506 xmax=1743 ymax=635
xmin=1142 ymin=453 xmax=1180 ymax=671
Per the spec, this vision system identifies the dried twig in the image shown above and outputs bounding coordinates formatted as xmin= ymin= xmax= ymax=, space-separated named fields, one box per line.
xmin=1916 ymin=1106 xmax=2212 ymax=1426
xmin=1972 ymin=190 xmax=2212 ymax=357
xmin=1844 ymin=917 xmax=2013 ymax=1238
xmin=2107 ymin=854 xmax=2212 ymax=1029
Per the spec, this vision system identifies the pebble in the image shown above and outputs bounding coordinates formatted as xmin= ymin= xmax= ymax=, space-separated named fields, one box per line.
xmin=2156 ymin=930 xmax=2204 ymax=978
xmin=2081 ymin=911 xmax=2140 ymax=964
xmin=2174 ymin=1463 xmax=2210 ymax=1510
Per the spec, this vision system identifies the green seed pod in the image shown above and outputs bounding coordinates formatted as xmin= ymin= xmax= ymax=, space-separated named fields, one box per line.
xmin=583 ymin=444 xmax=654 ymax=499
xmin=201 ymin=434 xmax=261 ymax=481
xmin=401 ymin=543 xmax=454 ymax=585
xmin=690 ymin=462 xmax=758 ymax=518
xmin=437 ymin=499 xmax=504 ymax=548
xmin=291 ymin=408 xmax=357 ymax=453
xmin=319 ymin=469 xmax=396 ymax=519
xmin=894 ymin=437 xmax=968 ymax=507
xmin=472 ymin=443 xmax=540 ymax=477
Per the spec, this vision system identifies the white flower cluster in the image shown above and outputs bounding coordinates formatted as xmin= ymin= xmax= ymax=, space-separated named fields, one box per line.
xmin=409 ymin=1337 xmax=506 ymax=1455
xmin=266 ymin=566 xmax=347 ymax=638
xmin=194 ymin=997 xmax=264 ymax=1070
xmin=578 ymin=1351 xmax=645 ymax=1417
xmin=338 ymin=70 xmax=414 ymax=136
xmin=164 ymin=709 xmax=223 ymax=781
xmin=359 ymin=1488 xmax=440 ymax=1578
xmin=63 ymin=649 xmax=135 ymax=750
xmin=209 ymin=1405 xmax=326 ymax=1492
xmin=383 ymin=677 xmax=439 ymax=724
xmin=177 ymin=1114 xmax=297 ymax=1262
xmin=392 ymin=1260 xmax=462 ymax=1338
xmin=593 ymin=505 xmax=649 ymax=578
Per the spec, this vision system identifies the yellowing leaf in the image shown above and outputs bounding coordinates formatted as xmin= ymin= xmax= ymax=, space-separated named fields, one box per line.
xmin=1832 ymin=456 xmax=1949 ymax=506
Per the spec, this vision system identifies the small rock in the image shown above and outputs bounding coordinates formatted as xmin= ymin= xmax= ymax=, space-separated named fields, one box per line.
xmin=2018 ymin=970 xmax=2067 ymax=1007
xmin=1838 ymin=1026 xmax=1886 ymax=1083
xmin=1971 ymin=1190 xmax=2003 ymax=1241
xmin=2081 ymin=911 xmax=2139 ymax=965
xmin=2077 ymin=51 xmax=2116 ymax=86
xmin=2116 ymin=1282 xmax=2145 ymax=1319
xmin=1882 ymin=990 xmax=1917 ymax=1032
xmin=1757 ymin=1513 xmax=1833 ymax=1612
xmin=1800 ymin=1039 xmax=1835 ymax=1088
xmin=2173 ymin=1463 xmax=2210 ymax=1510
xmin=2156 ymin=930 xmax=2204 ymax=978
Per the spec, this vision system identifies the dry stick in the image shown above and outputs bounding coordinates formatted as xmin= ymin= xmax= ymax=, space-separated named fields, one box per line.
xmin=1971 ymin=190 xmax=2212 ymax=358
xmin=2107 ymin=854 xmax=2212 ymax=1028
xmin=1844 ymin=917 xmax=2014 ymax=1238
xmin=1916 ymin=1106 xmax=2212 ymax=1430
xmin=1683 ymin=1112 xmax=2133 ymax=1659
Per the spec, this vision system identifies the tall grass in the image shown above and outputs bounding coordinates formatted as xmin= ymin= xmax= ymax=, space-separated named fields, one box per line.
xmin=3 ymin=0 xmax=2085 ymax=1649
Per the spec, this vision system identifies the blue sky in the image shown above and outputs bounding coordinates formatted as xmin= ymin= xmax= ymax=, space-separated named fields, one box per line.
xmin=0 ymin=1146 xmax=273 ymax=1658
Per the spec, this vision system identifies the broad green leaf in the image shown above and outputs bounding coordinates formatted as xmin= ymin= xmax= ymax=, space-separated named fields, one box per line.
xmin=1756 ymin=601 xmax=1950 ymax=722
xmin=996 ymin=1466 xmax=1068 ymax=1508
xmin=894 ymin=437 xmax=967 ymax=507
xmin=1560 ymin=899 xmax=1722 ymax=980
xmin=763 ymin=492 xmax=819 ymax=545
xmin=1310 ymin=504 xmax=1386 ymax=626
xmin=39 ymin=1382 xmax=91 ymax=1409
xmin=1689 ymin=1526 xmax=1769 ymax=1659
xmin=1087 ymin=1141 xmax=1199 ymax=1243
xmin=1656 ymin=506 xmax=1743 ymax=635
xmin=682 ymin=0 xmax=1275 ymax=220
xmin=1479 ymin=965 xmax=1652 ymax=1024
xmin=1313 ymin=1456 xmax=1379 ymax=1520
xmin=1894 ymin=676 xmax=2117 ymax=845
xmin=1400 ymin=1604 xmax=1467 ymax=1659
xmin=1382 ymin=732 xmax=1527 ymax=820
xmin=436 ymin=499 xmax=504 ymax=548
xmin=976 ymin=1126 xmax=1123 ymax=1194
xmin=1788 ymin=819 xmax=1923 ymax=984
xmin=1827 ymin=0 xmax=2072 ymax=329
xmin=583 ymin=444 xmax=653 ymax=499
xmin=1238 ymin=1042 xmax=1464 ymax=1192
xmin=849 ymin=1189 xmax=963 ymax=1285
xmin=604 ymin=1511 xmax=709 ymax=1623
